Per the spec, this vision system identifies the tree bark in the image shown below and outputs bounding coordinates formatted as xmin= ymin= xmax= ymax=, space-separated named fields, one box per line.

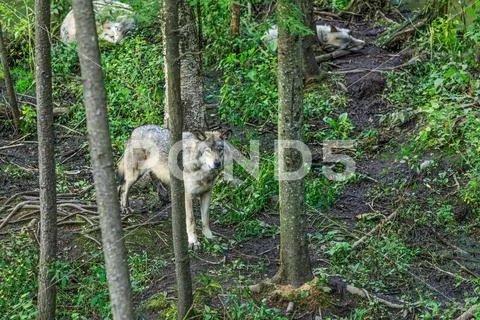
xmin=274 ymin=0 xmax=312 ymax=287
xmin=164 ymin=0 xmax=205 ymax=131
xmin=165 ymin=0 xmax=194 ymax=318
xmin=71 ymin=0 xmax=134 ymax=319
xmin=230 ymin=1 xmax=241 ymax=36
xmin=301 ymin=0 xmax=319 ymax=79
xmin=34 ymin=0 xmax=58 ymax=318
xmin=0 ymin=24 xmax=20 ymax=132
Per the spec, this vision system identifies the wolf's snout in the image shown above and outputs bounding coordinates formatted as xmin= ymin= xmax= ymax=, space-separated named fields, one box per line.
xmin=214 ymin=160 xmax=222 ymax=169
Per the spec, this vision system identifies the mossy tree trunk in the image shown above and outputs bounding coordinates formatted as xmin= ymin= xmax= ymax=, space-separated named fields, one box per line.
xmin=34 ymin=0 xmax=58 ymax=318
xmin=71 ymin=0 xmax=134 ymax=318
xmin=164 ymin=0 xmax=205 ymax=131
xmin=274 ymin=0 xmax=312 ymax=287
xmin=165 ymin=0 xmax=194 ymax=318
xmin=0 ymin=24 xmax=20 ymax=132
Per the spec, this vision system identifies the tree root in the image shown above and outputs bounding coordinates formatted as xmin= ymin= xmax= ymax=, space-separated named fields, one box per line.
xmin=249 ymin=276 xmax=406 ymax=310
xmin=456 ymin=305 xmax=479 ymax=320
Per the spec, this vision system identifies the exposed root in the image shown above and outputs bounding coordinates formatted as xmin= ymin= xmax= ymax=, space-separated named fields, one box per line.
xmin=315 ymin=50 xmax=354 ymax=63
xmin=456 ymin=305 xmax=480 ymax=320
xmin=326 ymin=276 xmax=405 ymax=309
xmin=0 ymin=189 xmax=98 ymax=232
xmin=249 ymin=276 xmax=406 ymax=310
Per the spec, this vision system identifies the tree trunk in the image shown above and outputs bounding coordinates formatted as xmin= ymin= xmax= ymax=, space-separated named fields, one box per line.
xmin=301 ymin=0 xmax=319 ymax=79
xmin=71 ymin=0 xmax=134 ymax=319
xmin=230 ymin=1 xmax=241 ymax=36
xmin=164 ymin=0 xmax=205 ymax=131
xmin=0 ymin=24 xmax=20 ymax=132
xmin=34 ymin=0 xmax=58 ymax=318
xmin=165 ymin=0 xmax=194 ymax=317
xmin=274 ymin=0 xmax=312 ymax=287
xmin=196 ymin=0 xmax=203 ymax=51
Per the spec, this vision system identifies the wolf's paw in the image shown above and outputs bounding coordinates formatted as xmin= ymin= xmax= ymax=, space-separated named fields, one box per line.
xmin=188 ymin=239 xmax=201 ymax=251
xmin=202 ymin=229 xmax=216 ymax=241
xmin=121 ymin=206 xmax=132 ymax=214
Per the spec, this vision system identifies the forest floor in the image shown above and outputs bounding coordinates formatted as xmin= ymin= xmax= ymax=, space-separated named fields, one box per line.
xmin=1 ymin=11 xmax=479 ymax=320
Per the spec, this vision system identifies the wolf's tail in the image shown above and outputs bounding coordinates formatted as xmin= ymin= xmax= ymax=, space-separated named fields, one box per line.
xmin=117 ymin=156 xmax=125 ymax=184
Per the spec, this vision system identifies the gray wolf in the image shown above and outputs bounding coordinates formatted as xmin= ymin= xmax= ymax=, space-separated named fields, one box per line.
xmin=118 ymin=125 xmax=231 ymax=249
xmin=61 ymin=0 xmax=135 ymax=44
xmin=263 ymin=24 xmax=365 ymax=52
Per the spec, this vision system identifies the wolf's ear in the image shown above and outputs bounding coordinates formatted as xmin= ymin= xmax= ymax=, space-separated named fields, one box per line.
xmin=330 ymin=25 xmax=339 ymax=33
xmin=193 ymin=130 xmax=207 ymax=141
xmin=220 ymin=129 xmax=232 ymax=140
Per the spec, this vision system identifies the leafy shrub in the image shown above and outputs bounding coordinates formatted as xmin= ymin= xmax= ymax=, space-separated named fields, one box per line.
xmin=218 ymin=38 xmax=277 ymax=126
xmin=0 ymin=232 xmax=38 ymax=319
xmin=213 ymin=154 xmax=277 ymax=224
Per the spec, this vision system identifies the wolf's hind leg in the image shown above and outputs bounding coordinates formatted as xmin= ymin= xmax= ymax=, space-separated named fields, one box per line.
xmin=120 ymin=166 xmax=142 ymax=212
xmin=200 ymin=190 xmax=215 ymax=240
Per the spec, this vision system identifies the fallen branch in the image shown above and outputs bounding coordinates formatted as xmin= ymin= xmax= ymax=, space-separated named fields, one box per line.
xmin=351 ymin=209 xmax=398 ymax=250
xmin=315 ymin=50 xmax=353 ymax=63
xmin=456 ymin=305 xmax=480 ymax=320
xmin=328 ymin=57 xmax=420 ymax=74
xmin=0 ymin=143 xmax=24 ymax=151
xmin=81 ymin=233 xmax=101 ymax=246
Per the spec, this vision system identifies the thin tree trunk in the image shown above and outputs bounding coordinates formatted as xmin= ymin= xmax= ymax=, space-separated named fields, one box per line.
xmin=71 ymin=0 xmax=134 ymax=319
xmin=0 ymin=24 xmax=20 ymax=132
xmin=35 ymin=0 xmax=58 ymax=318
xmin=274 ymin=0 xmax=312 ymax=287
xmin=165 ymin=0 xmax=193 ymax=317
xmin=301 ymin=0 xmax=319 ymax=79
xmin=230 ymin=1 xmax=241 ymax=36
xmin=163 ymin=0 xmax=205 ymax=131
xmin=179 ymin=0 xmax=205 ymax=130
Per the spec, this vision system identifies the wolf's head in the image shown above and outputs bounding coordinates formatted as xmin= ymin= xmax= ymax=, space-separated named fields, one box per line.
xmin=192 ymin=130 xmax=232 ymax=171
xmin=100 ymin=16 xmax=135 ymax=43
xmin=316 ymin=25 xmax=365 ymax=51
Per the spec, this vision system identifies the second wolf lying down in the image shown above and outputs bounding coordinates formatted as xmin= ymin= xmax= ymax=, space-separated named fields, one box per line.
xmin=118 ymin=125 xmax=230 ymax=249
xmin=263 ymin=24 xmax=365 ymax=52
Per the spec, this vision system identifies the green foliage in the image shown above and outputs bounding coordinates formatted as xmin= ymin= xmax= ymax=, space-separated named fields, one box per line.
xmin=0 ymin=232 xmax=38 ymax=319
xmin=100 ymin=37 xmax=165 ymax=147
xmin=306 ymin=173 xmax=346 ymax=209
xmin=0 ymin=0 xmax=35 ymax=69
xmin=218 ymin=34 xmax=277 ymax=126
xmin=50 ymin=36 xmax=165 ymax=147
xmin=0 ymin=231 xmax=169 ymax=319
xmin=19 ymin=105 xmax=36 ymax=133
xmin=11 ymin=66 xmax=34 ymax=94
xmin=221 ymin=293 xmax=287 ymax=320
xmin=331 ymin=235 xmax=418 ymax=290
xmin=213 ymin=154 xmax=277 ymax=225
xmin=277 ymin=1 xmax=311 ymax=36
xmin=386 ymin=10 xmax=480 ymax=212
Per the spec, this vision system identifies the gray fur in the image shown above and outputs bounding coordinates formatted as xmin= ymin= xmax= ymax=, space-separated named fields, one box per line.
xmin=118 ymin=125 xmax=230 ymax=249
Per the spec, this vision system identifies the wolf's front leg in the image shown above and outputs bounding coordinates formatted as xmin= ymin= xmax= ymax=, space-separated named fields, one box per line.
xmin=200 ymin=190 xmax=215 ymax=240
xmin=185 ymin=192 xmax=200 ymax=250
